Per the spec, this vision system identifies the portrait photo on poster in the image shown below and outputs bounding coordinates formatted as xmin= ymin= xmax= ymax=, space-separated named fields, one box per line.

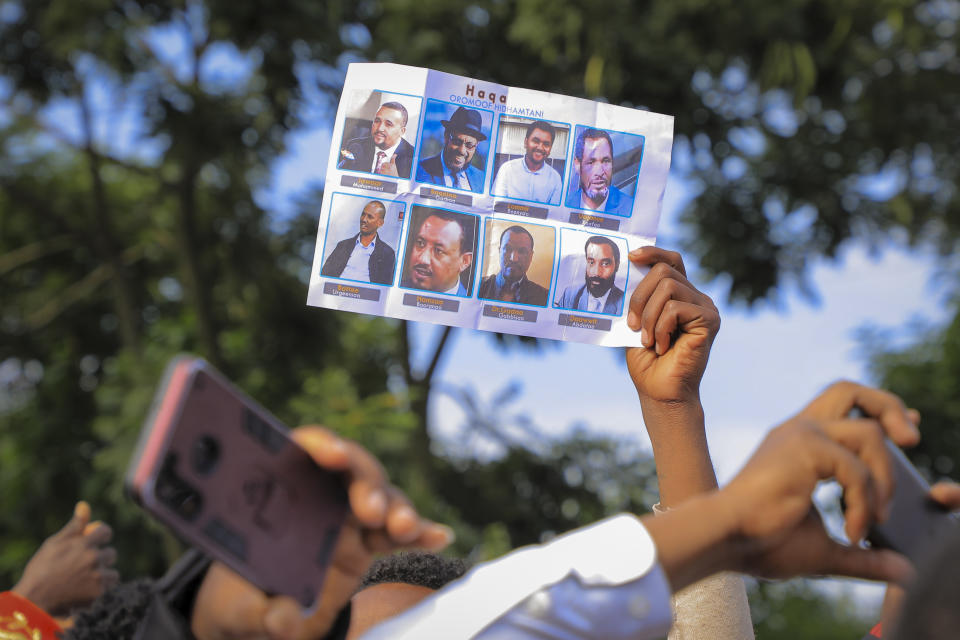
xmin=477 ymin=219 xmax=556 ymax=308
xmin=490 ymin=116 xmax=570 ymax=207
xmin=414 ymin=99 xmax=493 ymax=194
xmin=336 ymin=90 xmax=423 ymax=180
xmin=319 ymin=193 xmax=405 ymax=286
xmin=553 ymin=229 xmax=629 ymax=317
xmin=564 ymin=126 xmax=645 ymax=218
xmin=399 ymin=204 xmax=479 ymax=297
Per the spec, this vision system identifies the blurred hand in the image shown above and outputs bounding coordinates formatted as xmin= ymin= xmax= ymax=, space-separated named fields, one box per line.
xmin=624 ymin=247 xmax=720 ymax=405
xmin=190 ymin=426 xmax=452 ymax=640
xmin=796 ymin=380 xmax=921 ymax=449
xmin=12 ymin=501 xmax=119 ymax=616
xmin=376 ymin=156 xmax=399 ymax=177
xmin=720 ymin=414 xmax=911 ymax=583
xmin=718 ymin=383 xmax=924 ymax=584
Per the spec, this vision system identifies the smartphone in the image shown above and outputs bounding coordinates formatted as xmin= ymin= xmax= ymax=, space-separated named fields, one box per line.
xmin=867 ymin=439 xmax=959 ymax=565
xmin=126 ymin=355 xmax=349 ymax=608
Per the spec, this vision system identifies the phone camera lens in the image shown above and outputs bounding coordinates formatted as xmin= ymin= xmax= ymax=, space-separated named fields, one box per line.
xmin=192 ymin=435 xmax=221 ymax=475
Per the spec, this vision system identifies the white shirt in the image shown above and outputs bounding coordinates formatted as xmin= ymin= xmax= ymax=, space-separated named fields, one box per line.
xmin=492 ymin=157 xmax=563 ymax=205
xmin=441 ymin=279 xmax=462 ymax=295
xmin=370 ymin=140 xmax=401 ymax=173
xmin=361 ymin=514 xmax=673 ymax=639
xmin=340 ymin=236 xmax=376 ymax=282
xmin=580 ymin=191 xmax=609 ymax=211
xmin=587 ymin=287 xmax=612 ymax=313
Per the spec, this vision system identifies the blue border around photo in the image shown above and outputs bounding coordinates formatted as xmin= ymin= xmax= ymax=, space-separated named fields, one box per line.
xmin=397 ymin=203 xmax=481 ymax=299
xmin=318 ymin=191 xmax=406 ymax=288
xmin=336 ymin=89 xmax=424 ymax=181
xmin=564 ymin=125 xmax=646 ymax=219
xmin=551 ymin=227 xmax=631 ymax=318
xmin=412 ymin=98 xmax=495 ymax=195
xmin=489 ymin=114 xmax=573 ymax=208
xmin=476 ymin=217 xmax=558 ymax=309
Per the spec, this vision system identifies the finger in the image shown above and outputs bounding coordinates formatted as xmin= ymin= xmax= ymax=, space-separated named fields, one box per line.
xmin=263 ymin=596 xmax=307 ymax=640
xmin=58 ymin=501 xmax=91 ymax=537
xmin=201 ymin=564 xmax=272 ymax=636
xmin=384 ymin=487 xmax=423 ymax=545
xmin=637 ymin=274 xmax=706 ymax=345
xmin=84 ymin=522 xmax=114 ymax=547
xmin=627 ymin=245 xmax=687 ymax=276
xmin=907 ymin=408 xmax=921 ymax=427
xmin=293 ymin=427 xmax=389 ymax=527
xmin=292 ymin=426 xmax=351 ymax=470
xmin=626 ymin=262 xmax=702 ymax=338
xmin=412 ymin=522 xmax=456 ymax=551
xmin=651 ymin=299 xmax=720 ymax=356
xmin=929 ymin=481 xmax=960 ymax=511
xmin=822 ymin=543 xmax=914 ymax=586
xmin=97 ymin=547 xmax=118 ymax=568
xmin=803 ymin=382 xmax=919 ymax=447
xmin=809 ymin=432 xmax=879 ymax=543
xmin=820 ymin=418 xmax=894 ymax=519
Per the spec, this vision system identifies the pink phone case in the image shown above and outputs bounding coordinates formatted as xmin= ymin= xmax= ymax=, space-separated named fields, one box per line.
xmin=126 ymin=356 xmax=348 ymax=608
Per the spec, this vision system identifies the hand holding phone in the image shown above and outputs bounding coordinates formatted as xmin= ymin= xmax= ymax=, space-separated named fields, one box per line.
xmin=127 ymin=356 xmax=453 ymax=639
xmin=866 ymin=440 xmax=959 ymax=566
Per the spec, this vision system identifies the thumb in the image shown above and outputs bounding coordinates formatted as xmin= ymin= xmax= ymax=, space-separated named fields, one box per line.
xmin=263 ymin=597 xmax=307 ymax=640
xmin=824 ymin=542 xmax=915 ymax=586
xmin=59 ymin=501 xmax=91 ymax=537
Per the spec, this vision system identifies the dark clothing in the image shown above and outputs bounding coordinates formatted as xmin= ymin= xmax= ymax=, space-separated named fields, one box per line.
xmin=320 ymin=233 xmax=396 ymax=285
xmin=477 ymin=273 xmax=549 ymax=307
xmin=67 ymin=550 xmax=352 ymax=640
xmin=554 ymin=282 xmax=625 ymax=316
xmin=338 ymin=136 xmax=414 ymax=179
xmin=415 ymin=154 xmax=485 ymax=194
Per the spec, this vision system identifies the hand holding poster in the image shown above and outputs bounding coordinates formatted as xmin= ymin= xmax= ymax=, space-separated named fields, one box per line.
xmin=307 ymin=63 xmax=674 ymax=347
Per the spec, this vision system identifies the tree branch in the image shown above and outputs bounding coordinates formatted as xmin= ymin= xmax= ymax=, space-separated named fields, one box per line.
xmin=420 ymin=325 xmax=454 ymax=386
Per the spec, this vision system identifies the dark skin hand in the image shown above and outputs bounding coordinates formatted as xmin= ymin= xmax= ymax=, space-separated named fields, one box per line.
xmin=625 ymin=246 xmax=720 ymax=405
xmin=190 ymin=426 xmax=453 ymax=640
xmin=647 ymin=398 xmax=916 ymax=592
xmin=12 ymin=501 xmax=119 ymax=617
xmin=725 ymin=382 xmax=921 ymax=583
xmin=622 ymin=246 xmax=722 ymax=506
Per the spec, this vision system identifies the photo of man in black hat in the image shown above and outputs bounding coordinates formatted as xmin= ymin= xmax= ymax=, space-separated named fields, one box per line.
xmin=415 ymin=104 xmax=490 ymax=194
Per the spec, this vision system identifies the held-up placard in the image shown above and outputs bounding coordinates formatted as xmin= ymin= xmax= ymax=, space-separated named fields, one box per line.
xmin=307 ymin=63 xmax=673 ymax=347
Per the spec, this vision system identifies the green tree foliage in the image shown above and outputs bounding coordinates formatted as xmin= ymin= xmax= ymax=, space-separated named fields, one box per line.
xmin=1 ymin=2 xmax=956 ymax=636
xmin=868 ymin=298 xmax=960 ymax=479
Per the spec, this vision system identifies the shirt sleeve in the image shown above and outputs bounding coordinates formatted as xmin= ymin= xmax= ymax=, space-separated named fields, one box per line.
xmin=360 ymin=514 xmax=674 ymax=640
xmin=649 ymin=503 xmax=755 ymax=640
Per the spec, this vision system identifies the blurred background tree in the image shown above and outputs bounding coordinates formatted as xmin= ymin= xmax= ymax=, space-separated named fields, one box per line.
xmin=1 ymin=0 xmax=956 ymax=635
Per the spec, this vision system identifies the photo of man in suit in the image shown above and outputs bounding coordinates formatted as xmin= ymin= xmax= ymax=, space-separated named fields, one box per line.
xmin=415 ymin=106 xmax=487 ymax=193
xmin=401 ymin=209 xmax=475 ymax=296
xmin=554 ymin=235 xmax=625 ymax=315
xmin=565 ymin=128 xmax=634 ymax=216
xmin=338 ymin=101 xmax=415 ymax=179
xmin=477 ymin=225 xmax=549 ymax=306
xmin=320 ymin=200 xmax=397 ymax=285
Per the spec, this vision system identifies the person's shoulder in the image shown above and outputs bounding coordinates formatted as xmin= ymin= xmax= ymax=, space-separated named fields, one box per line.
xmin=556 ymin=282 xmax=580 ymax=304
xmin=376 ymin=235 xmax=396 ymax=256
xmin=417 ymin=154 xmax=442 ymax=175
xmin=606 ymin=185 xmax=634 ymax=215
xmin=345 ymin=136 xmax=372 ymax=151
xmin=397 ymin=138 xmax=415 ymax=155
